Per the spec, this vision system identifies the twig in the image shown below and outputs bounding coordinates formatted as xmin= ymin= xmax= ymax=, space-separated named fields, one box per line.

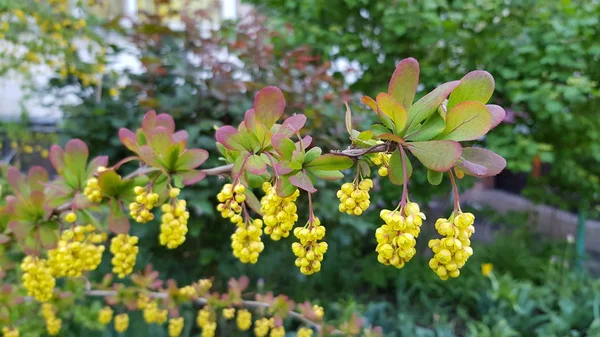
xmin=329 ymin=143 xmax=391 ymax=158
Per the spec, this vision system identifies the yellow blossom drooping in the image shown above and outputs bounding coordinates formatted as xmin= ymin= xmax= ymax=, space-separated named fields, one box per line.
xmin=110 ymin=234 xmax=139 ymax=278
xmin=231 ymin=218 xmax=265 ymax=264
xmin=98 ymin=306 xmax=113 ymax=325
xmin=143 ymin=301 xmax=168 ymax=324
xmin=129 ymin=186 xmax=159 ymax=223
xmin=428 ymin=212 xmax=476 ymax=280
xmin=168 ymin=317 xmax=184 ymax=337
xmin=371 ymin=152 xmax=392 ymax=176
xmin=292 ymin=217 xmax=328 ymax=275
xmin=84 ymin=177 xmax=103 ymax=203
xmin=41 ymin=304 xmax=61 ymax=336
xmin=375 ymin=202 xmax=425 ymax=269
xmin=64 ymin=212 xmax=77 ymax=223
xmin=1 ymin=327 xmax=19 ymax=337
xmin=216 ymin=183 xmax=245 ymax=225
xmin=196 ymin=307 xmax=213 ymax=328
xmin=312 ymin=305 xmax=324 ymax=320
xmin=48 ymin=224 xmax=106 ymax=277
xmin=114 ymin=313 xmax=129 ymax=333
xmin=201 ymin=322 xmax=217 ymax=337
xmin=222 ymin=308 xmax=235 ymax=319
xmin=178 ymin=285 xmax=197 ymax=299
xmin=270 ymin=326 xmax=285 ymax=337
xmin=254 ymin=317 xmax=272 ymax=337
xmin=21 ymin=256 xmax=55 ymax=302
xmin=297 ymin=327 xmax=313 ymax=337
xmin=260 ymin=182 xmax=300 ymax=240
xmin=336 ymin=178 xmax=373 ymax=216
xmin=159 ymin=199 xmax=190 ymax=249
xmin=236 ymin=309 xmax=252 ymax=331
xmin=137 ymin=293 xmax=150 ymax=310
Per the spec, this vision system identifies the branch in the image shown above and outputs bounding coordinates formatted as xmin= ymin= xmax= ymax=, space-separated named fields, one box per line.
xmin=83 ymin=289 xmax=330 ymax=333
xmin=329 ymin=143 xmax=392 ymax=158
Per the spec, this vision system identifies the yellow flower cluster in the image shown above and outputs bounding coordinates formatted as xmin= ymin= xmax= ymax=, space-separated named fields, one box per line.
xmin=231 ymin=218 xmax=265 ymax=264
xmin=254 ymin=317 xmax=273 ymax=337
xmin=84 ymin=177 xmax=103 ymax=202
xmin=312 ymin=305 xmax=324 ymax=319
xmin=216 ymin=183 xmax=246 ymax=224
xmin=129 ymin=186 xmax=159 ymax=223
xmin=375 ymin=202 xmax=425 ymax=268
xmin=260 ymin=182 xmax=300 ymax=240
xmin=110 ymin=234 xmax=139 ymax=278
xmin=179 ymin=285 xmax=197 ymax=299
xmin=98 ymin=306 xmax=113 ymax=325
xmin=371 ymin=153 xmax=392 ymax=176
xmin=169 ymin=317 xmax=184 ymax=337
xmin=202 ymin=322 xmax=217 ymax=337
xmin=137 ymin=293 xmax=150 ymax=309
xmin=159 ymin=200 xmax=190 ymax=249
xmin=21 ymin=256 xmax=55 ymax=302
xmin=143 ymin=301 xmax=168 ymax=324
xmin=198 ymin=278 xmax=212 ymax=292
xmin=222 ymin=308 xmax=235 ymax=319
xmin=1 ymin=327 xmax=18 ymax=337
xmin=115 ymin=313 xmax=129 ymax=333
xmin=41 ymin=304 xmax=61 ymax=336
xmin=48 ymin=224 xmax=106 ymax=277
xmin=297 ymin=327 xmax=313 ymax=337
xmin=428 ymin=212 xmax=475 ymax=280
xmin=271 ymin=326 xmax=285 ymax=337
xmin=292 ymin=217 xmax=328 ymax=275
xmin=336 ymin=179 xmax=373 ymax=216
xmin=65 ymin=212 xmax=77 ymax=223
xmin=236 ymin=309 xmax=252 ymax=331
xmin=196 ymin=307 xmax=213 ymax=328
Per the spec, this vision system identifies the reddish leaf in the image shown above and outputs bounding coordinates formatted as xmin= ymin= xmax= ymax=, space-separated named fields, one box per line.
xmin=180 ymin=170 xmax=207 ymax=185
xmin=486 ymin=104 xmax=506 ymax=130
xmin=64 ymin=139 xmax=89 ymax=170
xmin=361 ymin=96 xmax=378 ymax=112
xmin=172 ymin=130 xmax=189 ymax=144
xmin=86 ymin=156 xmax=109 ymax=178
xmin=254 ymin=86 xmax=286 ymax=128
xmin=6 ymin=166 xmax=22 ymax=191
xmin=119 ymin=128 xmax=138 ymax=151
xmin=8 ymin=220 xmax=32 ymax=240
xmin=376 ymin=93 xmax=408 ymax=132
xmin=176 ymin=149 xmax=209 ymax=170
xmin=274 ymin=162 xmax=294 ymax=175
xmin=109 ymin=212 xmax=130 ymax=234
xmin=0 ymin=234 xmax=9 ymax=244
xmin=406 ymin=140 xmax=462 ymax=172
xmin=447 ymin=70 xmax=495 ymax=110
xmin=148 ymin=129 xmax=173 ymax=155
xmin=215 ymin=126 xmax=247 ymax=151
xmin=27 ymin=166 xmax=49 ymax=190
xmin=246 ymin=155 xmax=268 ymax=175
xmin=49 ymin=145 xmax=65 ymax=173
xmin=141 ymin=110 xmax=157 ymax=133
xmin=289 ymin=171 xmax=317 ymax=193
xmin=388 ymin=58 xmax=419 ymax=109
xmin=407 ymin=81 xmax=461 ymax=130
xmin=155 ymin=113 xmax=176 ymax=133
xmin=378 ymin=133 xmax=404 ymax=143
xmin=36 ymin=226 xmax=59 ymax=249
xmin=281 ymin=114 xmax=307 ymax=134
xmin=456 ymin=147 xmax=506 ymax=177
xmin=438 ymin=101 xmax=492 ymax=141
xmin=297 ymin=135 xmax=313 ymax=150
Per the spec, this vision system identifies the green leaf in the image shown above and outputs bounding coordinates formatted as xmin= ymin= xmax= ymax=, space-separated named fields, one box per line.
xmin=246 ymin=154 xmax=268 ymax=175
xmin=172 ymin=175 xmax=184 ymax=188
xmin=406 ymin=141 xmax=462 ymax=172
xmin=98 ymin=171 xmax=123 ymax=198
xmin=37 ymin=224 xmax=59 ymax=249
xmin=455 ymin=147 xmax=507 ymax=177
xmin=305 ymin=154 xmax=354 ymax=171
xmin=165 ymin=144 xmax=181 ymax=172
xmin=376 ymin=93 xmax=408 ymax=133
xmin=406 ymin=81 xmax=460 ymax=131
xmin=289 ymin=150 xmax=305 ymax=170
xmin=388 ymin=148 xmax=412 ymax=185
xmin=304 ymin=147 xmax=322 ymax=163
xmin=405 ymin=113 xmax=446 ymax=141
xmin=427 ymin=170 xmax=443 ymax=185
xmin=357 ymin=160 xmax=371 ymax=177
xmin=344 ymin=102 xmax=354 ymax=140
xmin=288 ymin=171 xmax=317 ymax=193
xmin=276 ymin=175 xmax=297 ymax=198
xmin=244 ymin=189 xmax=263 ymax=215
xmin=437 ymin=101 xmax=492 ymax=141
xmin=371 ymin=124 xmax=390 ymax=136
xmin=388 ymin=57 xmax=419 ymax=109
xmin=310 ymin=170 xmax=345 ymax=180
xmin=275 ymin=138 xmax=296 ymax=161
xmin=447 ymin=70 xmax=495 ymax=110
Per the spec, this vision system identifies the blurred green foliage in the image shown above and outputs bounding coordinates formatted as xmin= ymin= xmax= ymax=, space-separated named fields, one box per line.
xmin=247 ymin=0 xmax=600 ymax=214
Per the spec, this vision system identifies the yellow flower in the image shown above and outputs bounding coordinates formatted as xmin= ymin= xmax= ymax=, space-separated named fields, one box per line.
xmin=21 ymin=256 xmax=55 ymax=302
xmin=109 ymin=88 xmax=119 ymax=97
xmin=2 ymin=327 xmax=19 ymax=337
xmin=114 ymin=313 xmax=129 ymax=333
xmin=47 ymin=225 xmax=106 ymax=277
xmin=236 ymin=309 xmax=251 ymax=331
xmin=336 ymin=179 xmax=373 ymax=216
xmin=260 ymin=182 xmax=300 ymax=240
xmin=23 ymin=145 xmax=34 ymax=153
xmin=159 ymin=200 xmax=190 ymax=249
xmin=110 ymin=234 xmax=139 ymax=278
xmin=65 ymin=212 xmax=77 ymax=223
xmin=222 ymin=308 xmax=235 ymax=319
xmin=98 ymin=306 xmax=113 ymax=325
xmin=297 ymin=327 xmax=313 ymax=337
xmin=292 ymin=217 xmax=327 ymax=275
xmin=481 ymin=263 xmax=493 ymax=277
xmin=168 ymin=317 xmax=184 ymax=337
xmin=129 ymin=186 xmax=159 ymax=223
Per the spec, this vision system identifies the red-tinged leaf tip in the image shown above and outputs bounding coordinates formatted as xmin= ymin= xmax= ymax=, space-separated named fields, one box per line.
xmin=119 ymin=128 xmax=138 ymax=151
xmin=27 ymin=166 xmax=49 ymax=190
xmin=447 ymin=70 xmax=495 ymax=110
xmin=109 ymin=213 xmax=130 ymax=234
xmin=282 ymin=114 xmax=307 ymax=133
xmin=6 ymin=166 xmax=21 ymax=190
xmin=438 ymin=101 xmax=492 ymax=141
xmin=87 ymin=156 xmax=109 ymax=178
xmin=388 ymin=58 xmax=420 ymax=109
xmin=177 ymin=149 xmax=209 ymax=170
xmin=361 ymin=96 xmax=378 ymax=112
xmin=244 ymin=108 xmax=257 ymax=129
xmin=376 ymin=93 xmax=408 ymax=132
xmin=407 ymin=80 xmax=461 ymax=130
xmin=246 ymin=155 xmax=268 ymax=175
xmin=0 ymin=234 xmax=9 ymax=244
xmin=141 ymin=110 xmax=158 ymax=132
xmin=254 ymin=86 xmax=285 ymax=128
xmin=407 ymin=140 xmax=462 ymax=172
xmin=486 ymin=104 xmax=506 ymax=130
xmin=456 ymin=147 xmax=506 ymax=177
xmin=215 ymin=125 xmax=245 ymax=150
xmin=181 ymin=170 xmax=207 ymax=185
xmin=289 ymin=171 xmax=317 ymax=193
xmin=37 ymin=226 xmax=59 ymax=250
xmin=296 ymin=135 xmax=312 ymax=151
xmin=155 ymin=113 xmax=176 ymax=133
xmin=8 ymin=220 xmax=31 ymax=240
xmin=378 ymin=133 xmax=404 ymax=143
xmin=172 ymin=130 xmax=189 ymax=144
xmin=49 ymin=144 xmax=65 ymax=173
xmin=65 ymin=138 xmax=89 ymax=160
